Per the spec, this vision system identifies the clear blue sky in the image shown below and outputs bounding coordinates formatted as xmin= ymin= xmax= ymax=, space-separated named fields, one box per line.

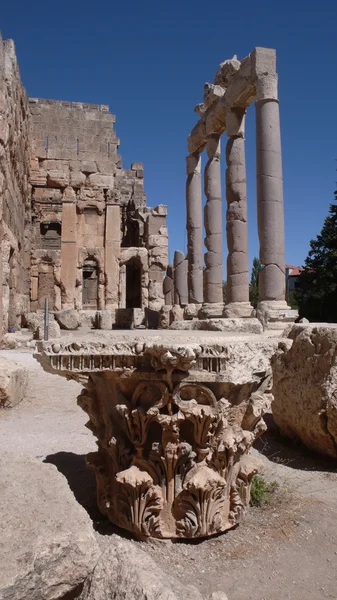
xmin=2 ymin=0 xmax=337 ymax=273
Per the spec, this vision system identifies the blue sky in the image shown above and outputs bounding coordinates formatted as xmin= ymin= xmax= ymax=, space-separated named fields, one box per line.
xmin=2 ymin=0 xmax=337 ymax=274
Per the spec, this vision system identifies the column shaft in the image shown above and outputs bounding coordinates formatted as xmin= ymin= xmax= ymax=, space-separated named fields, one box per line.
xmin=173 ymin=250 xmax=188 ymax=306
xmin=186 ymin=153 xmax=203 ymax=304
xmin=226 ymin=113 xmax=249 ymax=304
xmin=204 ymin=135 xmax=223 ymax=304
xmin=256 ymin=98 xmax=285 ymax=301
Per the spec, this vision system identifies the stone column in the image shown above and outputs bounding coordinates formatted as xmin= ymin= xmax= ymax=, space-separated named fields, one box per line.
xmin=105 ymin=198 xmax=121 ymax=309
xmin=256 ymin=98 xmax=286 ymax=303
xmin=224 ymin=109 xmax=253 ymax=318
xmin=60 ymin=187 xmax=77 ymax=309
xmin=186 ymin=153 xmax=203 ymax=305
xmin=163 ymin=264 xmax=174 ymax=305
xmin=173 ymin=250 xmax=188 ymax=306
xmin=203 ymin=134 xmax=223 ymax=317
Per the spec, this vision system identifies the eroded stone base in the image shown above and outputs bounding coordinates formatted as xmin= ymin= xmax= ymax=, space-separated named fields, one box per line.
xmin=257 ymin=301 xmax=298 ymax=330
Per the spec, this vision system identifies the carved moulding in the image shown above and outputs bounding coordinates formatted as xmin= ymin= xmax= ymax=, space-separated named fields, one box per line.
xmin=36 ymin=337 xmax=273 ymax=539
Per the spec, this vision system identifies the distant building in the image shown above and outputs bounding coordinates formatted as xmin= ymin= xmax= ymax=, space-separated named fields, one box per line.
xmin=285 ymin=265 xmax=303 ymax=294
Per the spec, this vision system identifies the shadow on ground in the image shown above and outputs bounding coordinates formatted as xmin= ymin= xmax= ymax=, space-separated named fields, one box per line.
xmin=44 ymin=451 xmax=131 ymax=536
xmin=254 ymin=413 xmax=337 ymax=473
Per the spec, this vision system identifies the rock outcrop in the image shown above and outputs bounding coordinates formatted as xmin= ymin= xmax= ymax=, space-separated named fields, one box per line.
xmin=272 ymin=324 xmax=337 ymax=458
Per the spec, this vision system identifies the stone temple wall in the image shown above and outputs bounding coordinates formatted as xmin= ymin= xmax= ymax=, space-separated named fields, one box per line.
xmin=29 ymin=99 xmax=168 ymax=318
xmin=0 ymin=36 xmax=168 ymax=334
xmin=0 ymin=35 xmax=31 ymax=332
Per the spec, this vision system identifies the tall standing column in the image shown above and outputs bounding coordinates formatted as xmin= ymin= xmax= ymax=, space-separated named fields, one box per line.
xmin=203 ymin=134 xmax=223 ymax=315
xmin=256 ymin=98 xmax=286 ymax=303
xmin=186 ymin=153 xmax=203 ymax=304
xmin=224 ymin=109 xmax=252 ymax=318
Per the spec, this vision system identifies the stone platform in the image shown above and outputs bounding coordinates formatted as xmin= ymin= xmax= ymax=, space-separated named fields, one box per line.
xmin=35 ymin=330 xmax=281 ymax=539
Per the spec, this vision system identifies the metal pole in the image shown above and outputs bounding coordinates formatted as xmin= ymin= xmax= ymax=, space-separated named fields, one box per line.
xmin=44 ymin=298 xmax=49 ymax=341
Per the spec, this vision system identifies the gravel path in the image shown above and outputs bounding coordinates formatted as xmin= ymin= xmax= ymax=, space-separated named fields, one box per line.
xmin=1 ymin=349 xmax=336 ymax=600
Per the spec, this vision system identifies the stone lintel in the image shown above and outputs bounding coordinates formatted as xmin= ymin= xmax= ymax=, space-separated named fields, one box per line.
xmin=188 ymin=47 xmax=277 ymax=154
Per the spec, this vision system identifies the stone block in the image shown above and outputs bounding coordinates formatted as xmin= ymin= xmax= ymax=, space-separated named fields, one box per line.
xmin=47 ymin=170 xmax=70 ymax=188
xmin=33 ymin=187 xmax=62 ymax=201
xmin=96 ymin=310 xmax=113 ymax=330
xmin=36 ymin=320 xmax=61 ymax=339
xmin=147 ymin=234 xmax=168 ymax=248
xmin=70 ymin=170 xmax=86 ymax=187
xmin=0 ymin=456 xmax=99 ymax=599
xmin=272 ymin=324 xmax=337 ymax=458
xmin=153 ymin=204 xmax=168 ymax=216
xmin=88 ymin=173 xmax=114 ymax=188
xmin=81 ymin=161 xmax=97 ymax=174
xmin=0 ymin=357 xmax=28 ymax=408
xmin=256 ymin=300 xmax=297 ymax=330
xmin=54 ymin=309 xmax=80 ymax=330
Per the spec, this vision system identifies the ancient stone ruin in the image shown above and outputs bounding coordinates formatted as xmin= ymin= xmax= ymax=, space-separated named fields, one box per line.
xmin=37 ymin=330 xmax=277 ymax=539
xmin=1 ymin=35 xmax=306 ymax=543
xmin=0 ymin=33 xmax=168 ymax=336
xmin=166 ymin=47 xmax=297 ymax=330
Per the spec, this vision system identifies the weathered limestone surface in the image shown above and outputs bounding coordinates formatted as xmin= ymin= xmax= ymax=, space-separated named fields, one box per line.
xmin=0 ymin=356 xmax=28 ymax=408
xmin=0 ymin=455 xmax=99 ymax=600
xmin=80 ymin=537 xmax=205 ymax=600
xmin=36 ymin=320 xmax=61 ymax=340
xmin=225 ymin=108 xmax=251 ymax=312
xmin=204 ymin=135 xmax=223 ymax=306
xmin=256 ymin=98 xmax=285 ymax=303
xmin=0 ymin=35 xmax=31 ymax=333
xmin=170 ymin=317 xmax=263 ymax=334
xmin=35 ymin=330 xmax=276 ymax=540
xmin=187 ymin=47 xmax=296 ymax=327
xmin=173 ymin=250 xmax=188 ymax=306
xmin=54 ymin=308 xmax=80 ymax=330
xmin=163 ymin=264 xmax=174 ymax=306
xmin=186 ymin=153 xmax=203 ymax=304
xmin=272 ymin=324 xmax=337 ymax=458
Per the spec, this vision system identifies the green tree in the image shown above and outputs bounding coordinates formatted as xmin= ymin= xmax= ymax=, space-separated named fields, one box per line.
xmin=296 ymin=189 xmax=337 ymax=322
xmin=249 ymin=257 xmax=262 ymax=308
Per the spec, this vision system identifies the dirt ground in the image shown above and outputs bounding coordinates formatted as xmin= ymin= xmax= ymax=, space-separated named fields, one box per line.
xmin=1 ymin=345 xmax=337 ymax=600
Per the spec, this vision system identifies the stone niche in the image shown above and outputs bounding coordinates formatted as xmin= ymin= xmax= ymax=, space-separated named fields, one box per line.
xmin=35 ymin=331 xmax=277 ymax=539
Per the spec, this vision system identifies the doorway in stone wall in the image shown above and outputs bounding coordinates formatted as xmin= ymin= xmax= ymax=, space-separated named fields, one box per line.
xmin=125 ymin=259 xmax=141 ymax=308
xmin=82 ymin=259 xmax=98 ymax=309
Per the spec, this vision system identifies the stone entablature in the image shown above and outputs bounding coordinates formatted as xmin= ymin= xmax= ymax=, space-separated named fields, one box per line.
xmin=36 ymin=331 xmax=277 ymax=539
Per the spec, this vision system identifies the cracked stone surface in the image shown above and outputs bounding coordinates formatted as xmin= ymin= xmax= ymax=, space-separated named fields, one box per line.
xmin=272 ymin=324 xmax=337 ymax=458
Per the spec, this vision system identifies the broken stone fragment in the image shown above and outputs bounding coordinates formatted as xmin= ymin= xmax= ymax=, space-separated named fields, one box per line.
xmin=203 ymin=82 xmax=225 ymax=108
xmin=272 ymin=324 xmax=337 ymax=458
xmin=54 ymin=309 xmax=80 ymax=330
xmin=0 ymin=356 xmax=28 ymax=408
xmin=214 ymin=55 xmax=241 ymax=87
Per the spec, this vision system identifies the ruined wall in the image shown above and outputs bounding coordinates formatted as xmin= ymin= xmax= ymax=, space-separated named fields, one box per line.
xmin=0 ymin=35 xmax=168 ymax=332
xmin=29 ymin=99 xmax=168 ymax=314
xmin=0 ymin=36 xmax=31 ymax=332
